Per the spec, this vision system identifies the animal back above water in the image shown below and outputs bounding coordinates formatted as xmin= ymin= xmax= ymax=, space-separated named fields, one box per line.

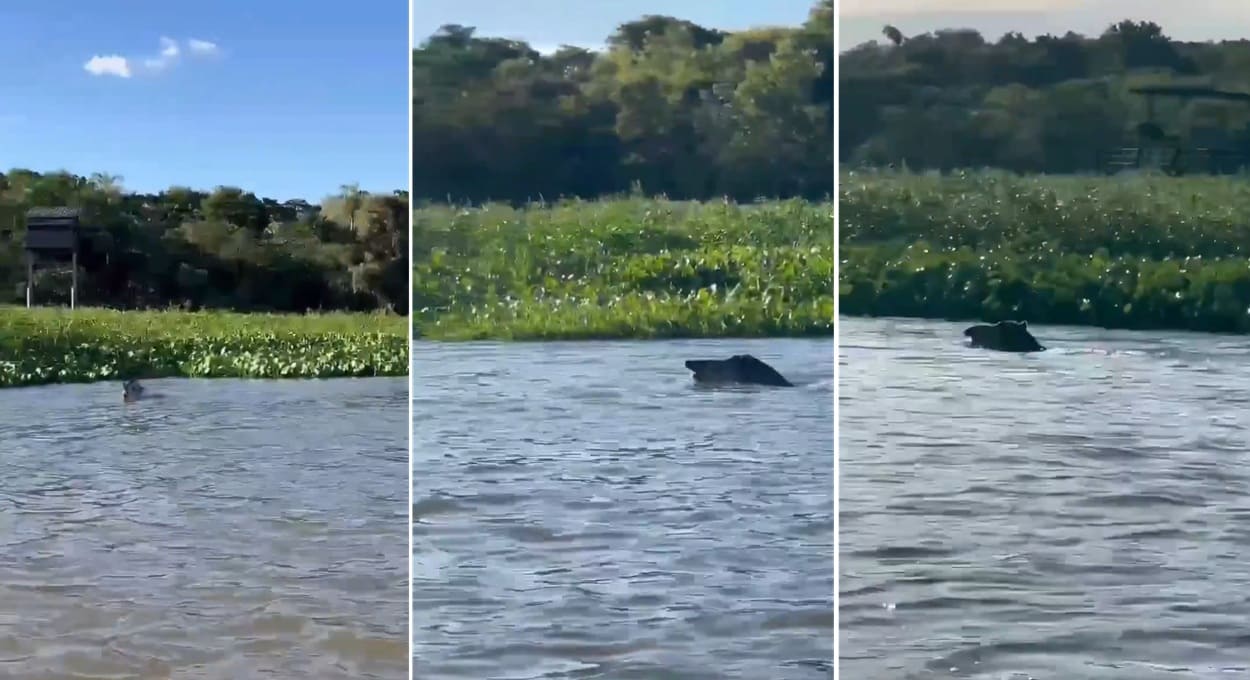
xmin=683 ymin=354 xmax=794 ymax=387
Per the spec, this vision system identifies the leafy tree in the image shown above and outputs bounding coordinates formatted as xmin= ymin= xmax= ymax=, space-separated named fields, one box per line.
xmin=412 ymin=2 xmax=833 ymax=203
xmin=0 ymin=169 xmax=408 ymax=314
xmin=840 ymin=20 xmax=1250 ymax=172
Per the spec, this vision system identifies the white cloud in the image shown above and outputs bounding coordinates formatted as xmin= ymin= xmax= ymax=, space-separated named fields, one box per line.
xmin=188 ymin=39 xmax=219 ymax=55
xmin=160 ymin=36 xmax=179 ymax=58
xmin=143 ymin=36 xmax=181 ymax=71
xmin=83 ymin=55 xmax=132 ymax=78
xmin=84 ymin=36 xmax=220 ymax=79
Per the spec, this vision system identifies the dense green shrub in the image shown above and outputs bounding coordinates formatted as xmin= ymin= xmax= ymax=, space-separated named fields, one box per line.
xmin=414 ymin=197 xmax=834 ymax=340
xmin=840 ymin=171 xmax=1250 ymax=332
xmin=0 ymin=307 xmax=407 ymax=387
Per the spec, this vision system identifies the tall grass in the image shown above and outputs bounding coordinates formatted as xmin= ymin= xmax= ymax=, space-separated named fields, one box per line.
xmin=0 ymin=307 xmax=407 ymax=388
xmin=413 ymin=197 xmax=834 ymax=340
xmin=840 ymin=170 xmax=1250 ymax=332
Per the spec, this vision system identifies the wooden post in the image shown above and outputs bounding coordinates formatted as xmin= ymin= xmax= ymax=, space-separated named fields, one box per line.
xmin=25 ymin=252 xmax=32 ymax=309
xmin=71 ymin=250 xmax=78 ymax=310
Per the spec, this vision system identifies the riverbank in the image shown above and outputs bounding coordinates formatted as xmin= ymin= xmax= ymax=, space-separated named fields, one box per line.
xmin=839 ymin=170 xmax=1250 ymax=333
xmin=0 ymin=307 xmax=408 ymax=388
xmin=413 ymin=197 xmax=834 ymax=340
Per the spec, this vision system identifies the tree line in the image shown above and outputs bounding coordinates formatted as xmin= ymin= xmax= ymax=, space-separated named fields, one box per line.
xmin=413 ymin=2 xmax=833 ymax=203
xmin=0 ymin=170 xmax=408 ymax=314
xmin=840 ymin=20 xmax=1250 ymax=172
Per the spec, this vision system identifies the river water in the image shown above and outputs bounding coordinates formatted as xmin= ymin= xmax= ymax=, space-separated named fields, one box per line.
xmin=840 ymin=317 xmax=1250 ymax=679
xmin=413 ymin=338 xmax=834 ymax=679
xmin=0 ymin=377 xmax=408 ymax=679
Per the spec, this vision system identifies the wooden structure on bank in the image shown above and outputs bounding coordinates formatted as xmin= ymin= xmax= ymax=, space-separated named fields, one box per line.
xmin=23 ymin=206 xmax=82 ymax=309
xmin=1103 ymin=85 xmax=1250 ymax=176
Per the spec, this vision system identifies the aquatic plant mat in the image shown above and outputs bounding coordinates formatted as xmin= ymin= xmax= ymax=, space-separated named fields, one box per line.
xmin=840 ymin=170 xmax=1250 ymax=333
xmin=413 ymin=197 xmax=834 ymax=340
xmin=0 ymin=307 xmax=407 ymax=388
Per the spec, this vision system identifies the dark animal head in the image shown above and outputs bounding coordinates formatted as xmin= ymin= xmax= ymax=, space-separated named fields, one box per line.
xmin=684 ymin=354 xmax=793 ymax=387
xmin=964 ymin=320 xmax=1044 ymax=352
xmin=123 ymin=379 xmax=145 ymax=402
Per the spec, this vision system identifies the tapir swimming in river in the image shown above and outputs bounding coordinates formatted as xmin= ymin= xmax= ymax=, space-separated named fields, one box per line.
xmin=683 ymin=354 xmax=794 ymax=387
xmin=123 ymin=379 xmax=145 ymax=403
xmin=963 ymin=320 xmax=1045 ymax=353
xmin=122 ymin=379 xmax=165 ymax=403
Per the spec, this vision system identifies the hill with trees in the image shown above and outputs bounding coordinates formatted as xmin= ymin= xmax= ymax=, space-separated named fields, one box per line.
xmin=840 ymin=20 xmax=1250 ymax=172
xmin=413 ymin=1 xmax=833 ymax=203
xmin=0 ymin=170 xmax=409 ymax=314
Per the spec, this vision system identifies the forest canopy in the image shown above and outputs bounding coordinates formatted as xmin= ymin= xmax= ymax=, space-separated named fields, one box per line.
xmin=412 ymin=1 xmax=833 ymax=203
xmin=840 ymin=20 xmax=1250 ymax=172
xmin=0 ymin=170 xmax=408 ymax=314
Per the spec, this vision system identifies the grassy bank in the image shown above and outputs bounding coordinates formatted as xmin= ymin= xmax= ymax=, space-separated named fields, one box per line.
xmin=840 ymin=170 xmax=1250 ymax=333
xmin=0 ymin=307 xmax=408 ymax=388
xmin=413 ymin=197 xmax=834 ymax=340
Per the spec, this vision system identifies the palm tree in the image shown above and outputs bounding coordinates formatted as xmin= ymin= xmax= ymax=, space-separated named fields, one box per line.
xmin=89 ymin=172 xmax=124 ymax=205
xmin=340 ymin=182 xmax=364 ymax=232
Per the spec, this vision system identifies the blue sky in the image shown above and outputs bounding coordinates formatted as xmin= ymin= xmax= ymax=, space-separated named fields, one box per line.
xmin=0 ymin=0 xmax=407 ymax=202
xmin=414 ymin=0 xmax=819 ymax=54
xmin=840 ymin=0 xmax=1250 ymax=49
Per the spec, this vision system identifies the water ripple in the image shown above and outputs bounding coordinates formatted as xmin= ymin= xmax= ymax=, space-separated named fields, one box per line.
xmin=841 ymin=317 xmax=1250 ymax=679
xmin=0 ymin=377 xmax=407 ymax=679
xmin=414 ymin=339 xmax=834 ymax=679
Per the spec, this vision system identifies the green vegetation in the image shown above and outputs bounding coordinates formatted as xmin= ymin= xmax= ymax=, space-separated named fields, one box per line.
xmin=841 ymin=20 xmax=1250 ymax=172
xmin=412 ymin=5 xmax=833 ymax=341
xmin=411 ymin=6 xmax=833 ymax=341
xmin=414 ymin=198 xmax=833 ymax=340
xmin=0 ymin=170 xmax=408 ymax=313
xmin=0 ymin=170 xmax=409 ymax=388
xmin=413 ymin=2 xmax=831 ymax=203
xmin=0 ymin=307 xmax=407 ymax=388
xmin=840 ymin=170 xmax=1250 ymax=332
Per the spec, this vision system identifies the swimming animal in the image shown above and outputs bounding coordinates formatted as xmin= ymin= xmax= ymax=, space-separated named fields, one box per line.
xmin=684 ymin=354 xmax=794 ymax=387
xmin=963 ymin=320 xmax=1045 ymax=353
xmin=122 ymin=379 xmax=145 ymax=403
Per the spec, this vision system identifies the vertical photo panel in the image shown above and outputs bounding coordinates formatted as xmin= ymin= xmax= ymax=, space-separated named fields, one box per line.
xmin=839 ymin=1 xmax=1250 ymax=678
xmin=0 ymin=1 xmax=409 ymax=678
xmin=413 ymin=0 xmax=834 ymax=677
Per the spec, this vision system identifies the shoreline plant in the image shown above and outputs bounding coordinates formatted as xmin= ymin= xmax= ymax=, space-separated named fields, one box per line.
xmin=0 ymin=307 xmax=407 ymax=388
xmin=413 ymin=197 xmax=835 ymax=341
xmin=840 ymin=170 xmax=1250 ymax=333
